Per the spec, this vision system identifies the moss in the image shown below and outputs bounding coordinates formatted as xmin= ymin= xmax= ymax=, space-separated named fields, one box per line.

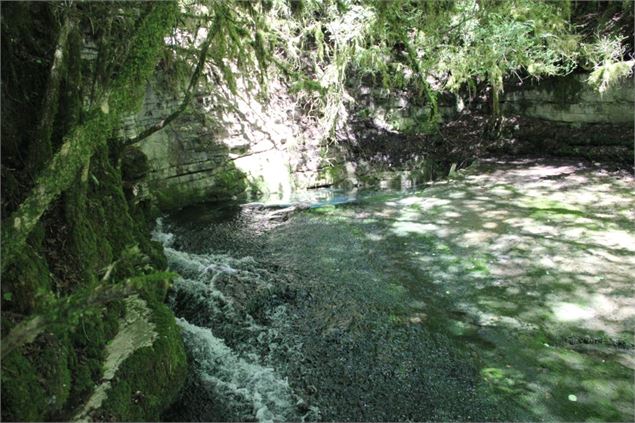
xmin=65 ymin=304 xmax=123 ymax=412
xmin=321 ymin=163 xmax=347 ymax=185
xmin=108 ymin=2 xmax=179 ymax=113
xmin=309 ymin=204 xmax=337 ymax=214
xmin=49 ymin=144 xmax=167 ymax=290
xmin=0 ymin=143 xmax=177 ymax=421
xmin=1 ymin=236 xmax=52 ymax=315
xmin=411 ymin=159 xmax=442 ymax=183
xmin=1 ymin=113 xmax=112 ymax=274
xmin=31 ymin=333 xmax=72 ymax=416
xmin=89 ymin=147 xmax=138 ymax=258
xmin=246 ymin=175 xmax=266 ymax=198
xmin=96 ymin=301 xmax=187 ymax=421
xmin=1 ymin=3 xmax=185 ymax=421
xmin=215 ymin=163 xmax=248 ymax=197
xmin=588 ymin=60 xmax=634 ymax=93
xmin=121 ymin=146 xmax=150 ymax=182
xmin=1 ymin=301 xmax=124 ymax=421
xmin=1 ymin=351 xmax=47 ymax=421
xmin=540 ymin=74 xmax=584 ymax=111
xmin=64 ymin=171 xmax=101 ymax=286
xmin=83 ymin=145 xmax=167 ymax=275
xmin=356 ymin=172 xmax=381 ymax=187
xmin=1 ymin=2 xmax=179 ymax=274
xmin=152 ymin=162 xmax=248 ymax=211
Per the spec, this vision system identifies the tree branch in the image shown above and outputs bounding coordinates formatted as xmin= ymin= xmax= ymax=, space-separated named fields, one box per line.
xmin=124 ymin=25 xmax=216 ymax=146
xmin=1 ymin=3 xmax=178 ymax=274
xmin=0 ymin=272 xmax=174 ymax=359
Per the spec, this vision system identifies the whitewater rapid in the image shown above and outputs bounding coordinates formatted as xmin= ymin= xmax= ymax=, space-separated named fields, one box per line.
xmin=153 ymin=219 xmax=317 ymax=422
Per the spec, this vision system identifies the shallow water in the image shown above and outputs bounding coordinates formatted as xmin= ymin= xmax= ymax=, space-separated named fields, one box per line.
xmin=159 ymin=158 xmax=635 ymax=422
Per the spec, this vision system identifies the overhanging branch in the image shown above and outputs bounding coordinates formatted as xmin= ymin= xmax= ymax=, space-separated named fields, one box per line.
xmin=124 ymin=26 xmax=215 ymax=146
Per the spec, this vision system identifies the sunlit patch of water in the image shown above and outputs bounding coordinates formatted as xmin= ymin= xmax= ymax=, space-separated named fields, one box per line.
xmin=155 ymin=158 xmax=635 ymax=422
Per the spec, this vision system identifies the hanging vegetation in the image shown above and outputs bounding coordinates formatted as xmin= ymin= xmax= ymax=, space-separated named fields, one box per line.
xmin=0 ymin=1 xmax=632 ymax=421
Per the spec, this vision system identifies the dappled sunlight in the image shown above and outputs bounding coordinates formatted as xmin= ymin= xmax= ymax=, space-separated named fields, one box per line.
xmin=551 ymin=302 xmax=597 ymax=322
xmin=392 ymin=221 xmax=447 ymax=237
xmin=327 ymin=158 xmax=635 ymax=420
xmin=395 ymin=196 xmax=451 ymax=210
xmin=198 ymin=157 xmax=634 ymax=422
xmin=506 ymin=216 xmax=559 ymax=236
xmin=448 ymin=191 xmax=468 ymax=199
xmin=587 ymin=229 xmax=635 ymax=252
xmin=461 ymin=230 xmax=498 ymax=246
xmin=364 ymin=232 xmax=385 ymax=242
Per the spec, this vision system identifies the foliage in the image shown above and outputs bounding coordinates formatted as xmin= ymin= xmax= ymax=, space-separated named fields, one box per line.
xmin=588 ymin=59 xmax=635 ymax=93
xmin=0 ymin=1 xmax=632 ymax=421
xmin=127 ymin=0 xmax=632 ymax=139
xmin=1 ymin=2 xmax=185 ymax=421
xmin=583 ymin=35 xmax=635 ymax=92
xmin=255 ymin=0 xmax=631 ymax=135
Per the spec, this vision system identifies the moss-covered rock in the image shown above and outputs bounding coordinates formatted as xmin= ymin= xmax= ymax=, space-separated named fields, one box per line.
xmin=1 ymin=351 xmax=48 ymax=421
xmin=1 ymin=3 xmax=187 ymax=422
xmin=0 ymin=303 xmax=123 ymax=422
xmin=65 ymin=304 xmax=123 ymax=412
xmin=152 ymin=161 xmax=248 ymax=211
xmin=82 ymin=299 xmax=187 ymax=421
xmin=121 ymin=146 xmax=150 ymax=182
xmin=1 ymin=239 xmax=52 ymax=316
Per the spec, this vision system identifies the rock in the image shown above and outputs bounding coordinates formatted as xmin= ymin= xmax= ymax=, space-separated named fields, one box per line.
xmin=121 ymin=146 xmax=149 ymax=182
xmin=502 ymin=73 xmax=634 ymax=124
xmin=409 ymin=313 xmax=427 ymax=324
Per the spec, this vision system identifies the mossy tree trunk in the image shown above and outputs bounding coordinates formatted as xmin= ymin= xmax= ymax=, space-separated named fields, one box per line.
xmin=26 ymin=14 xmax=75 ymax=176
xmin=1 ymin=3 xmax=189 ymax=421
xmin=1 ymin=2 xmax=178 ymax=274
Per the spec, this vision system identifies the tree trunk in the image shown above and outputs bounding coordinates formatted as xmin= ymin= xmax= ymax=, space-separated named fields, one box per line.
xmin=1 ymin=2 xmax=178 ymax=274
xmin=27 ymin=14 xmax=75 ymax=176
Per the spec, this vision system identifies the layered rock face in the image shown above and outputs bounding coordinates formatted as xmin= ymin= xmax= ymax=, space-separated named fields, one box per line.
xmin=126 ymin=71 xmax=633 ymax=211
xmin=123 ymin=76 xmax=333 ymax=210
xmin=500 ymin=74 xmax=634 ymax=165
xmin=502 ymin=73 xmax=634 ymax=123
xmin=125 ymin=76 xmax=465 ymax=210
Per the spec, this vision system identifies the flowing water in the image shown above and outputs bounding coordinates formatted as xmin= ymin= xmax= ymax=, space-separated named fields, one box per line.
xmin=157 ymin=158 xmax=635 ymax=422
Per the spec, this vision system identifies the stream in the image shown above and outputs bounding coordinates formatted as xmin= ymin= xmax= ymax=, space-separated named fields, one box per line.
xmin=157 ymin=158 xmax=634 ymax=422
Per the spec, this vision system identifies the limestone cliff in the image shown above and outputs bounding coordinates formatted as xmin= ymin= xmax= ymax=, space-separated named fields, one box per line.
xmin=123 ymin=75 xmax=334 ymax=210
xmin=499 ymin=73 xmax=634 ymax=165
xmin=128 ymin=70 xmax=633 ymax=212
